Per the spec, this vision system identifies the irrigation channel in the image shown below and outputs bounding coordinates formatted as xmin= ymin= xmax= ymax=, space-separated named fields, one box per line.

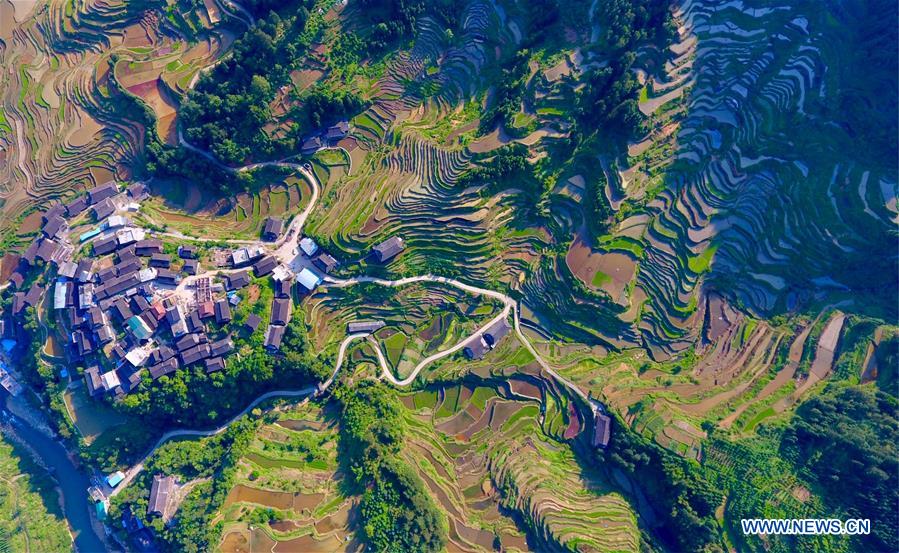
xmin=7 ymin=123 xmax=591 ymax=550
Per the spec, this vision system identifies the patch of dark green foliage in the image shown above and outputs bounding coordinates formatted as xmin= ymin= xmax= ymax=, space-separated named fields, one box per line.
xmin=336 ymin=381 xmax=446 ymax=552
xmin=781 ymin=385 xmax=898 ymax=551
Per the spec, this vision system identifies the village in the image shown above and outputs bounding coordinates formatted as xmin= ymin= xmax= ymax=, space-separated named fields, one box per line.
xmin=1 ymin=174 xmax=402 ymax=394
xmin=2 ymin=171 xmax=615 ymax=534
xmin=0 ymin=170 xmax=587 ymax=535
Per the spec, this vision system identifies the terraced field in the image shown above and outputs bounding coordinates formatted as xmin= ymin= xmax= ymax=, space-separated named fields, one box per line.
xmin=217 ymin=403 xmax=358 ymax=553
xmin=0 ymin=0 xmax=240 ymax=245
xmin=292 ymin=0 xmax=898 ymax=464
xmin=399 ymin=381 xmax=640 ymax=553
xmin=303 ymin=280 xmax=504 ymax=380
xmin=142 ymin=174 xmax=312 ymax=241
xmin=1 ymin=0 xmax=895 ymax=551
xmin=215 ymin=378 xmax=641 ymax=553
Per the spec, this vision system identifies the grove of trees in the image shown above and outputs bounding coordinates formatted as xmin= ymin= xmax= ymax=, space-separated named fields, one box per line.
xmin=336 ymin=381 xmax=447 ymax=552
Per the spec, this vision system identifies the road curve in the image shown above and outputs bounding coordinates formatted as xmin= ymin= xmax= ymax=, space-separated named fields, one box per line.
xmin=108 ymin=330 xmax=366 ymax=498
xmin=323 ymin=274 xmax=585 ymax=398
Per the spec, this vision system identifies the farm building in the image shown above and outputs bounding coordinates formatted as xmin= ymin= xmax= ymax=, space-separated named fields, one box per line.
xmin=176 ymin=333 xmax=203 ymax=352
xmin=58 ymin=260 xmax=77 ymax=279
xmin=166 ymin=305 xmax=188 ymax=337
xmin=53 ymin=281 xmax=69 ymax=309
xmin=127 ymin=182 xmax=148 ymax=200
xmin=44 ymin=204 xmax=65 ymax=221
xmin=37 ymin=239 xmax=60 ymax=263
xmin=66 ymin=196 xmax=89 ymax=217
xmin=264 ymin=324 xmax=285 ymax=350
xmin=347 ymin=320 xmax=385 ymax=334
xmin=8 ymin=272 xmax=24 ymax=290
xmin=231 ymin=245 xmax=265 ymax=266
xmin=88 ymin=182 xmax=118 ymax=205
xmin=131 ymin=295 xmax=150 ymax=313
xmin=210 ymin=338 xmax=234 ymax=357
xmin=149 ymin=253 xmax=171 ymax=268
xmin=180 ymin=343 xmax=211 ymax=366
xmin=271 ymin=298 xmax=291 ymax=325
xmin=262 ymin=218 xmax=284 ymax=241
xmin=148 ymin=475 xmax=175 ymax=518
xmin=95 ymin=324 xmax=114 ymax=344
xmin=149 ymin=358 xmax=179 ymax=380
xmin=226 ymin=271 xmax=250 ymax=290
xmin=372 ymin=236 xmax=405 ymax=262
xmin=76 ymin=259 xmax=94 ymax=282
xmin=326 ymin=121 xmax=350 ymax=141
xmin=84 ymin=366 xmax=102 ymax=397
xmin=214 ymin=299 xmax=232 ymax=323
xmin=274 ymin=278 xmax=292 ymax=297
xmin=79 ymin=228 xmax=101 ymax=242
xmin=301 ymin=136 xmax=322 ymax=155
xmin=155 ymin=269 xmax=179 ymax=285
xmin=116 ymin=228 xmax=146 ymax=247
xmin=205 ymin=357 xmax=225 ymax=373
xmin=92 ymin=199 xmax=115 ymax=221
xmin=296 ymin=268 xmax=322 ymax=292
xmin=198 ymin=301 xmax=215 ymax=319
xmin=253 ymin=256 xmax=277 ymax=277
xmin=313 ymin=252 xmax=338 ymax=273
xmin=135 ymin=240 xmax=163 ymax=256
xmin=463 ymin=336 xmax=490 ymax=360
xmin=592 ymin=412 xmax=612 ymax=449
xmin=299 ymin=237 xmax=319 ymax=257
xmin=186 ymin=310 xmax=204 ymax=333
xmin=106 ymin=215 xmax=128 ymax=229
xmin=93 ymin=235 xmax=118 ymax=256
xmin=43 ymin=215 xmax=67 ymax=239
xmin=113 ymin=299 xmax=133 ymax=320
xmin=100 ymin=370 xmax=121 ymax=393
xmin=245 ymin=314 xmax=262 ymax=333
xmin=484 ymin=318 xmax=512 ymax=348
xmin=125 ymin=347 xmax=150 ymax=367
xmin=272 ymin=265 xmax=292 ymax=282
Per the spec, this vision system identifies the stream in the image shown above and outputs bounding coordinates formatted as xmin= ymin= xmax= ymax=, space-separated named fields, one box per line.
xmin=0 ymin=393 xmax=109 ymax=553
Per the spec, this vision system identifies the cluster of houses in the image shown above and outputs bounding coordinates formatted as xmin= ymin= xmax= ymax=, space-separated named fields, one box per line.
xmin=1 ymin=169 xmax=418 ymax=409
xmin=6 ymin=181 xmax=140 ymax=315
xmin=227 ymin=231 xmax=336 ymax=351
xmin=0 ymin=180 xmax=246 ymax=399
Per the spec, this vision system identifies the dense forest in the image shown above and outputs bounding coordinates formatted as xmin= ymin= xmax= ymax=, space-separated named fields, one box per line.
xmin=599 ymin=425 xmax=723 ymax=551
xmin=782 ymin=385 xmax=898 ymax=551
xmin=336 ymin=381 xmax=447 ymax=552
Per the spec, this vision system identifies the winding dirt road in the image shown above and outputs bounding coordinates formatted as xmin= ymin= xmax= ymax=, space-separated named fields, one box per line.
xmin=104 ymin=92 xmax=589 ymax=499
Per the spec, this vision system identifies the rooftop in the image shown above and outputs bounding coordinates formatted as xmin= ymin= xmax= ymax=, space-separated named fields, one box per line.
xmin=297 ymin=268 xmax=322 ymax=291
xmin=372 ymin=236 xmax=405 ymax=262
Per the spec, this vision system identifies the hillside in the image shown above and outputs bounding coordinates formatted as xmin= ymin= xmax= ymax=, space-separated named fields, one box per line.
xmin=0 ymin=0 xmax=895 ymax=552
